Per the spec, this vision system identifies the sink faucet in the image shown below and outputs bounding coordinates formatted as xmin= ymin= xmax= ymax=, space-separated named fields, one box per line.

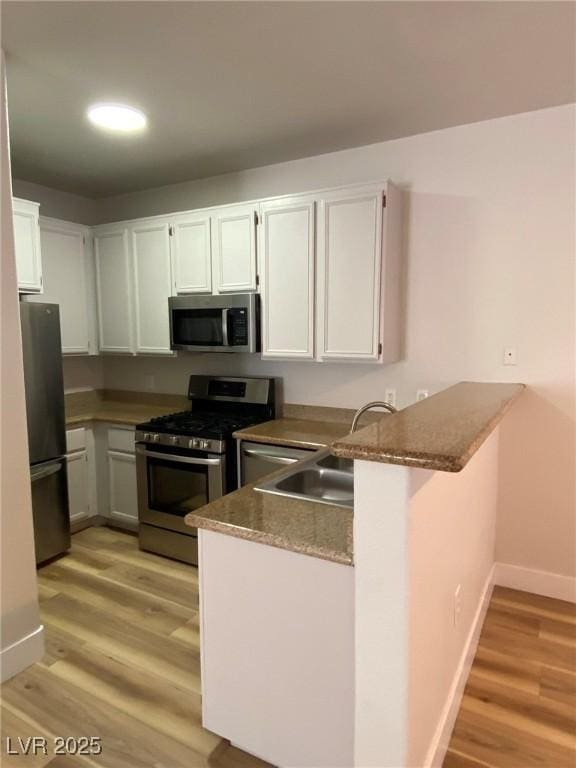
xmin=350 ymin=401 xmax=397 ymax=433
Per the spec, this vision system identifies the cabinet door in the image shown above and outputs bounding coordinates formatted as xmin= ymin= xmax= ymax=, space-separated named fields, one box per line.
xmin=171 ymin=213 xmax=212 ymax=294
xmin=13 ymin=198 xmax=42 ymax=293
xmin=108 ymin=450 xmax=138 ymax=525
xmin=212 ymin=204 xmax=258 ymax=293
xmin=131 ymin=220 xmax=173 ymax=354
xmin=37 ymin=220 xmax=90 ymax=354
xmin=259 ymin=197 xmax=315 ymax=359
xmin=317 ymin=187 xmax=383 ymax=361
xmin=94 ymin=227 xmax=134 ymax=353
xmin=67 ymin=450 xmax=90 ymax=522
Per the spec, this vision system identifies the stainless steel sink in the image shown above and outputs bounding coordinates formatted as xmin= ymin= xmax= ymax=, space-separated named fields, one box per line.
xmin=315 ymin=454 xmax=353 ymax=473
xmin=254 ymin=448 xmax=353 ymax=508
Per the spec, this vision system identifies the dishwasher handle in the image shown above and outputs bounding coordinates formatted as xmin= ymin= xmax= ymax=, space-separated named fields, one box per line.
xmin=239 ymin=441 xmax=313 ymax=487
xmin=242 ymin=448 xmax=300 ymax=465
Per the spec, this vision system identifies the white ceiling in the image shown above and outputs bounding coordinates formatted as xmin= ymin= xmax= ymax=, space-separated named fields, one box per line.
xmin=2 ymin=1 xmax=574 ymax=198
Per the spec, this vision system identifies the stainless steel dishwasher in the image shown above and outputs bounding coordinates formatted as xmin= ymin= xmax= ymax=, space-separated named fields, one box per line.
xmin=237 ymin=440 xmax=315 ymax=487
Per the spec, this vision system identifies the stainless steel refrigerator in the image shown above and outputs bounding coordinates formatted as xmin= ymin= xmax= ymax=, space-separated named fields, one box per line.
xmin=20 ymin=302 xmax=71 ymax=564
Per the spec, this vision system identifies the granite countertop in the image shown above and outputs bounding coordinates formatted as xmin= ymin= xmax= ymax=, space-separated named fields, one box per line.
xmin=233 ymin=418 xmax=351 ymax=450
xmin=65 ymin=402 xmax=178 ymax=427
xmin=332 ymin=381 xmax=525 ymax=472
xmin=64 ymin=389 xmax=189 ymax=428
xmin=185 ymin=480 xmax=353 ymax=566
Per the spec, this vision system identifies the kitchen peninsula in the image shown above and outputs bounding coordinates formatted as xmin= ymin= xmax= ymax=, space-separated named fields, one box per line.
xmin=186 ymin=381 xmax=524 ymax=768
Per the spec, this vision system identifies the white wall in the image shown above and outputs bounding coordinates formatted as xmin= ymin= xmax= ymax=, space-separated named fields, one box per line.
xmin=408 ymin=431 xmax=499 ymax=767
xmin=352 ymin=430 xmax=499 ymax=767
xmin=97 ymin=105 xmax=575 ymax=580
xmin=12 ymin=178 xmax=98 ymax=225
xmin=0 ymin=55 xmax=43 ymax=681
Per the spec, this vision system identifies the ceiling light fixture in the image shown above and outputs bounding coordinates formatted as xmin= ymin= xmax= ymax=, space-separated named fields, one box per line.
xmin=86 ymin=103 xmax=147 ymax=133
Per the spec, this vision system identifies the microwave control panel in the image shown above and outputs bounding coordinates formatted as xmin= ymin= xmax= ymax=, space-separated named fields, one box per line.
xmin=228 ymin=308 xmax=248 ymax=346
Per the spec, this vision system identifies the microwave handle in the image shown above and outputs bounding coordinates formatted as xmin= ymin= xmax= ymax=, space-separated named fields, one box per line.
xmin=221 ymin=309 xmax=229 ymax=347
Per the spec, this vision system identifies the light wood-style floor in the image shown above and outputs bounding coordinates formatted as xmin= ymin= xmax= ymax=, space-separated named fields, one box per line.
xmin=1 ymin=526 xmax=272 ymax=768
xmin=2 ymin=529 xmax=575 ymax=768
xmin=444 ymin=585 xmax=576 ymax=768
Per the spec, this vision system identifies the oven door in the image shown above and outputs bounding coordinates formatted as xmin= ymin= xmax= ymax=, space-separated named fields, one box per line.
xmin=136 ymin=446 xmax=225 ymax=535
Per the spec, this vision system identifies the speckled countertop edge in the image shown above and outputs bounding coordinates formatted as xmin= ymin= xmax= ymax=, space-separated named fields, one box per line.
xmin=188 ymin=510 xmax=354 ymax=566
xmin=331 ymin=382 xmax=525 ymax=472
xmin=185 ymin=472 xmax=354 ymax=567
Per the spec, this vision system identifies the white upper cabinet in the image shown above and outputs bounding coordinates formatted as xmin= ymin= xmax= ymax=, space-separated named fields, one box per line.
xmin=13 ymin=198 xmax=42 ymax=293
xmin=212 ymin=203 xmax=258 ymax=293
xmin=259 ymin=196 xmax=315 ymax=360
xmin=317 ymin=185 xmax=384 ymax=361
xmin=171 ymin=212 xmax=212 ymax=294
xmin=36 ymin=218 xmax=94 ymax=355
xmin=94 ymin=226 xmax=135 ymax=354
xmin=87 ymin=180 xmax=401 ymax=362
xmin=131 ymin=219 xmax=173 ymax=354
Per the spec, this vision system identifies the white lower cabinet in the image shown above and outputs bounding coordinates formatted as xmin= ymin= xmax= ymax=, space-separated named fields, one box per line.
xmin=66 ymin=427 xmax=95 ymax=525
xmin=106 ymin=428 xmax=138 ymax=527
xmin=67 ymin=451 xmax=90 ymax=522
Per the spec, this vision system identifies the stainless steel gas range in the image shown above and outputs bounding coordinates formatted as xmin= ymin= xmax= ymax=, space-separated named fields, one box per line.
xmin=135 ymin=375 xmax=276 ymax=565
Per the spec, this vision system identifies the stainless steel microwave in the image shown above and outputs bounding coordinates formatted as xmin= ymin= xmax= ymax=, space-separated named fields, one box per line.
xmin=169 ymin=293 xmax=260 ymax=353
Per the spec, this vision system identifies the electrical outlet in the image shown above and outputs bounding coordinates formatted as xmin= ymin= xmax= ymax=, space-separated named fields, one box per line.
xmin=503 ymin=347 xmax=517 ymax=366
xmin=454 ymin=584 xmax=462 ymax=627
xmin=416 ymin=389 xmax=429 ymax=401
xmin=384 ymin=389 xmax=396 ymax=408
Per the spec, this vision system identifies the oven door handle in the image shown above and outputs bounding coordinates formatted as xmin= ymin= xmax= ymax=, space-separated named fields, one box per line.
xmin=136 ymin=446 xmax=223 ymax=466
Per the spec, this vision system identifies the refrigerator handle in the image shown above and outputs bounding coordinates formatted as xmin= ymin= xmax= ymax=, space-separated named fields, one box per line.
xmin=30 ymin=460 xmax=63 ymax=483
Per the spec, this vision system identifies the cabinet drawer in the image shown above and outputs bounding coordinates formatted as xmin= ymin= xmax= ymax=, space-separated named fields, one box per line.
xmin=107 ymin=427 xmax=135 ymax=454
xmin=66 ymin=427 xmax=87 ymax=453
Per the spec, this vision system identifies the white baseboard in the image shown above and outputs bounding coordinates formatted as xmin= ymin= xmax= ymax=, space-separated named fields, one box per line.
xmin=425 ymin=566 xmax=495 ymax=768
xmin=494 ymin=563 xmax=576 ymax=603
xmin=0 ymin=624 xmax=44 ymax=683
xmin=70 ymin=514 xmax=108 ymax=534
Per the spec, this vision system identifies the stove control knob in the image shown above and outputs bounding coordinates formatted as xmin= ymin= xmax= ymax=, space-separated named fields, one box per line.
xmin=143 ymin=432 xmax=152 ymax=441
xmin=169 ymin=436 xmax=179 ymax=446
xmin=151 ymin=433 xmax=161 ymax=443
xmin=193 ymin=438 xmax=201 ymax=448
xmin=201 ymin=440 xmax=209 ymax=450
xmin=188 ymin=438 xmax=196 ymax=449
